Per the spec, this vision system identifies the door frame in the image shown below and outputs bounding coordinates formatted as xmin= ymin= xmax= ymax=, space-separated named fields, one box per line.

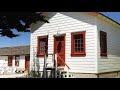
xmin=54 ymin=34 xmax=66 ymax=66
xmin=8 ymin=55 xmax=13 ymax=66
xmin=25 ymin=56 xmax=30 ymax=70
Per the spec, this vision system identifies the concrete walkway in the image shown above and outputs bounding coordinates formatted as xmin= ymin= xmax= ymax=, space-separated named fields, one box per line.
xmin=0 ymin=72 xmax=28 ymax=78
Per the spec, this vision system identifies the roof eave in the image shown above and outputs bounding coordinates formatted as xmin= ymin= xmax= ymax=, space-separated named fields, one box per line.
xmin=86 ymin=12 xmax=120 ymax=29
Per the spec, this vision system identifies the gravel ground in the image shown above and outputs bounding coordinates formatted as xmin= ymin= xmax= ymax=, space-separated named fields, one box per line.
xmin=0 ymin=72 xmax=28 ymax=78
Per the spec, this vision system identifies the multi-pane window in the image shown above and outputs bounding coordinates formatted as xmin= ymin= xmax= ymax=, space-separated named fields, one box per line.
xmin=100 ymin=31 xmax=107 ymax=56
xmin=40 ymin=38 xmax=47 ymax=53
xmin=37 ymin=36 xmax=48 ymax=57
xmin=74 ymin=34 xmax=84 ymax=52
xmin=71 ymin=32 xmax=86 ymax=56
xmin=15 ymin=56 xmax=19 ymax=66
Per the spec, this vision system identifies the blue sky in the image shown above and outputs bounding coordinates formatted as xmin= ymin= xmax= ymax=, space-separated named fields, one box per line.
xmin=0 ymin=30 xmax=30 ymax=47
xmin=101 ymin=12 xmax=120 ymax=23
xmin=0 ymin=12 xmax=120 ymax=48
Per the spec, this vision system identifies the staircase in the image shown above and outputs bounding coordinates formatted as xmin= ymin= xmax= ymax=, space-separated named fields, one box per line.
xmin=56 ymin=66 xmax=75 ymax=78
xmin=43 ymin=53 xmax=75 ymax=78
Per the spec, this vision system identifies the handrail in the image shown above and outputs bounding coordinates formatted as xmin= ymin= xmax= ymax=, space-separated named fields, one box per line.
xmin=37 ymin=53 xmax=54 ymax=55
xmin=56 ymin=53 xmax=70 ymax=69
xmin=37 ymin=53 xmax=70 ymax=69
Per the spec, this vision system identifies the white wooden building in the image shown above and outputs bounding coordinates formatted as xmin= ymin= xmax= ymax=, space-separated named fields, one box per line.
xmin=0 ymin=45 xmax=30 ymax=71
xmin=30 ymin=12 xmax=120 ymax=78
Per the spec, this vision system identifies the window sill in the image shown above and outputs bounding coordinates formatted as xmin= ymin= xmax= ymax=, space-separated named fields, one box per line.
xmin=71 ymin=53 xmax=86 ymax=57
xmin=100 ymin=53 xmax=107 ymax=57
xmin=37 ymin=54 xmax=48 ymax=57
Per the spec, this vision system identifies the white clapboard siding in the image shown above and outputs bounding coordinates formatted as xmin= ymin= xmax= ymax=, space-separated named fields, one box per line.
xmin=12 ymin=56 xmax=26 ymax=69
xmin=97 ymin=18 xmax=120 ymax=73
xmin=0 ymin=56 xmax=26 ymax=69
xmin=30 ymin=12 xmax=97 ymax=73
xmin=12 ymin=56 xmax=15 ymax=67
xmin=19 ymin=56 xmax=25 ymax=68
xmin=0 ymin=56 xmax=8 ymax=67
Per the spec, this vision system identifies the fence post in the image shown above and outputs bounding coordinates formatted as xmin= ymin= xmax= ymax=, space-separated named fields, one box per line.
xmin=43 ymin=54 xmax=47 ymax=78
xmin=55 ymin=54 xmax=57 ymax=78
xmin=28 ymin=61 xmax=30 ymax=77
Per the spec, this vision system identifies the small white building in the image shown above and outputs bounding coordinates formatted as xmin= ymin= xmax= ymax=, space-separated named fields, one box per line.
xmin=30 ymin=12 xmax=120 ymax=78
xmin=0 ymin=45 xmax=30 ymax=71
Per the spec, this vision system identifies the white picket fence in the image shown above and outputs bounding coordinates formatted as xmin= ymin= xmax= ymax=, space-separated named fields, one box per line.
xmin=0 ymin=63 xmax=16 ymax=74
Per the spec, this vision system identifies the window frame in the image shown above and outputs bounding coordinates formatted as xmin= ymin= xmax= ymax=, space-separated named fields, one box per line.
xmin=8 ymin=55 xmax=13 ymax=66
xmin=100 ymin=31 xmax=107 ymax=57
xmin=71 ymin=31 xmax=86 ymax=57
xmin=37 ymin=35 xmax=48 ymax=57
xmin=15 ymin=55 xmax=20 ymax=66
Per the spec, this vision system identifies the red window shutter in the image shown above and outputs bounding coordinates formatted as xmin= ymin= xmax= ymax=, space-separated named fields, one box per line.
xmin=71 ymin=33 xmax=74 ymax=55
xmin=100 ymin=31 xmax=107 ymax=56
xmin=37 ymin=37 xmax=40 ymax=55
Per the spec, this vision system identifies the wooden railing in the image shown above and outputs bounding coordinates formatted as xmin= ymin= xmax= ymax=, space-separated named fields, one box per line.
xmin=55 ymin=53 xmax=70 ymax=78
xmin=55 ymin=53 xmax=70 ymax=69
xmin=42 ymin=53 xmax=70 ymax=78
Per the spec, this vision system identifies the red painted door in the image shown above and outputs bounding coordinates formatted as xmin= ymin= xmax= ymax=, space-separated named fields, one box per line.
xmin=8 ymin=56 xmax=12 ymax=66
xmin=25 ymin=56 xmax=30 ymax=70
xmin=54 ymin=35 xmax=65 ymax=66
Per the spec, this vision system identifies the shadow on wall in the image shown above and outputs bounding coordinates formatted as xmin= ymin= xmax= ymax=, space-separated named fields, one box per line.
xmin=31 ymin=12 xmax=96 ymax=34
xmin=31 ymin=12 xmax=57 ymax=33
xmin=28 ymin=59 xmax=55 ymax=78
xmin=29 ymin=58 xmax=42 ymax=78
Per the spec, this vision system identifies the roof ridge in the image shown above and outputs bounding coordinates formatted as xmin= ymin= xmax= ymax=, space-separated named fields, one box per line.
xmin=0 ymin=45 xmax=30 ymax=49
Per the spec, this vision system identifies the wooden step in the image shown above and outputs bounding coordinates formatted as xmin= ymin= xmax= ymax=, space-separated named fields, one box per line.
xmin=62 ymin=73 xmax=75 ymax=78
xmin=57 ymin=66 xmax=65 ymax=71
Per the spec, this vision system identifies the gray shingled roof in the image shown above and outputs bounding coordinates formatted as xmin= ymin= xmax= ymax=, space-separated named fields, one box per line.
xmin=0 ymin=45 xmax=30 ymax=56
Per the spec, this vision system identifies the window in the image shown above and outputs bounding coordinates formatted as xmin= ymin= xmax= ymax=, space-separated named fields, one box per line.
xmin=71 ymin=31 xmax=86 ymax=56
xmin=100 ymin=31 xmax=107 ymax=56
xmin=15 ymin=56 xmax=19 ymax=66
xmin=37 ymin=36 xmax=48 ymax=57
